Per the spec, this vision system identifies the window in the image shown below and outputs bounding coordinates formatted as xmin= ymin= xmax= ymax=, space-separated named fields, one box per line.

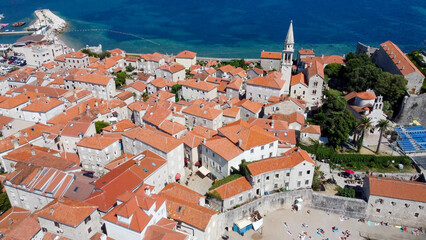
xmin=269 ymin=143 xmax=273 ymax=148
xmin=261 ymin=146 xmax=264 ymax=150
xmin=307 ymin=170 xmax=311 ymax=174
xmin=391 ymin=202 xmax=396 ymax=206
xmin=415 ymin=213 xmax=419 ymax=217
xmin=239 ymin=196 xmax=243 ymax=202
xmin=388 ymin=211 xmax=392 ymax=215
xmin=274 ymin=184 xmax=278 ymax=188
xmin=405 ymin=203 xmax=410 ymax=208
xmin=54 ymin=222 xmax=60 ymax=228
xmin=42 ymin=227 xmax=47 ymax=232
xmin=266 ymin=176 xmax=270 ymax=180
xmin=298 ymin=171 xmax=302 ymax=176
xmin=88 ymin=227 xmax=92 ymax=233
xmin=305 ymin=180 xmax=309 ymax=185
xmin=257 ymin=179 xmax=260 ymax=183
xmin=285 ymin=182 xmax=289 ymax=188
xmin=376 ymin=209 xmax=381 ymax=213
xmin=419 ymin=206 xmax=424 ymax=210
xmin=84 ymin=215 xmax=91 ymax=224
xmin=286 ymin=172 xmax=290 ymax=177
xmin=275 ymin=174 xmax=279 ymax=178
xmin=297 ymin=181 xmax=301 ymax=187
xmin=230 ymin=200 xmax=234 ymax=205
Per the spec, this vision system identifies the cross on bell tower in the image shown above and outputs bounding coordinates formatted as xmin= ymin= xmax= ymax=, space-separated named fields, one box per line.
xmin=281 ymin=20 xmax=294 ymax=83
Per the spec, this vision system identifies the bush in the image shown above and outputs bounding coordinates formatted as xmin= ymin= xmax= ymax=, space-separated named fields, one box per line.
xmin=209 ymin=174 xmax=242 ymax=190
xmin=206 ymin=190 xmax=222 ymax=200
xmin=95 ymin=121 xmax=110 ymax=134
xmin=336 ymin=186 xmax=355 ymax=198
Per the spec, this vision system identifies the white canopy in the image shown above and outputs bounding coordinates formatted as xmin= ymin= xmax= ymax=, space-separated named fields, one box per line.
xmin=235 ymin=218 xmax=252 ymax=229
xmin=198 ymin=166 xmax=210 ymax=177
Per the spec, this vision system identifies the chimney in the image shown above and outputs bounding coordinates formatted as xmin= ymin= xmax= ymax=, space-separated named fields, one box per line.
xmin=73 ymin=91 xmax=77 ymax=99
xmin=9 ymin=219 xmax=13 ymax=225
xmin=296 ymin=147 xmax=300 ymax=152
xmin=144 ymin=186 xmax=151 ymax=196
xmin=95 ymin=101 xmax=98 ymax=107
xmin=203 ymin=138 xmax=206 ymax=144
xmin=112 ymin=125 xmax=117 ymax=131
xmin=402 ymin=66 xmax=405 ymax=70
xmin=271 ymin=121 xmax=274 ymax=129
xmin=238 ymin=139 xmax=242 ymax=147
xmin=31 ymin=148 xmax=35 ymax=156
xmin=46 ymin=96 xmax=50 ymax=101
xmin=136 ymin=161 xmax=141 ymax=167
xmin=309 ymin=62 xmax=312 ymax=67
xmin=50 ymin=208 xmax=54 ymax=215
xmin=35 ymin=88 xmax=39 ymax=93
xmin=11 ymin=138 xmax=19 ymax=148
xmin=200 ymin=103 xmax=204 ymax=109
xmin=23 ymin=88 xmax=27 ymax=92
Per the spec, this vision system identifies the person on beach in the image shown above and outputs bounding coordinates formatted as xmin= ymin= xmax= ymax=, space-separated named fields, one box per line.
xmin=284 ymin=222 xmax=289 ymax=228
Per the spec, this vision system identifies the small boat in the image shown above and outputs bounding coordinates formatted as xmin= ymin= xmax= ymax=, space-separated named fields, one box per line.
xmin=0 ymin=14 xmax=4 ymax=20
xmin=0 ymin=23 xmax=9 ymax=30
xmin=12 ymin=21 xmax=25 ymax=27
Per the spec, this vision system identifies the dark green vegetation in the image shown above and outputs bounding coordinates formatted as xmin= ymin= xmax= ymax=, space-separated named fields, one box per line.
xmin=113 ymin=72 xmax=131 ymax=88
xmin=81 ymin=49 xmax=111 ymax=60
xmin=209 ymin=174 xmax=242 ymax=190
xmin=312 ymin=166 xmax=323 ymax=191
xmin=310 ymin=89 xmax=357 ymax=148
xmin=171 ymin=84 xmax=182 ymax=102
xmin=95 ymin=121 xmax=110 ymax=134
xmin=325 ymin=53 xmax=407 ymax=118
xmin=126 ymin=65 xmax=135 ymax=72
xmin=0 ymin=183 xmax=11 ymax=213
xmin=336 ymin=186 xmax=356 ymax=198
xmin=299 ymin=143 xmax=411 ymax=172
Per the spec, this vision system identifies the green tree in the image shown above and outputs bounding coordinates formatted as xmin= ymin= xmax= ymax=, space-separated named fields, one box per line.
xmin=126 ymin=65 xmax=135 ymax=72
xmin=382 ymin=101 xmax=393 ymax=118
xmin=312 ymin=166 xmax=323 ymax=191
xmin=98 ymin=51 xmax=111 ymax=60
xmin=357 ymin=117 xmax=373 ymax=152
xmin=113 ymin=72 xmax=127 ymax=88
xmin=311 ymin=89 xmax=357 ymax=147
xmin=375 ymin=120 xmax=390 ymax=154
xmin=142 ymin=91 xmax=149 ymax=102
xmin=336 ymin=186 xmax=355 ymax=198
xmin=324 ymin=63 xmax=343 ymax=79
xmin=95 ymin=121 xmax=110 ymax=134
xmin=0 ymin=183 xmax=11 ymax=213
xmin=229 ymin=59 xmax=248 ymax=69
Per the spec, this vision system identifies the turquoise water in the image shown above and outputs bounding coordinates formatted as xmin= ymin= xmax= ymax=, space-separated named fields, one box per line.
xmin=0 ymin=0 xmax=425 ymax=58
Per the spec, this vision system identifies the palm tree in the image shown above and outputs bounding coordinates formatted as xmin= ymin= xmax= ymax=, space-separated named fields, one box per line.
xmin=375 ymin=119 xmax=390 ymax=154
xmin=357 ymin=117 xmax=373 ymax=152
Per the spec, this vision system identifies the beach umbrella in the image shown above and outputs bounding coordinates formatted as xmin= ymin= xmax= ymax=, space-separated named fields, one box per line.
xmin=345 ymin=169 xmax=355 ymax=174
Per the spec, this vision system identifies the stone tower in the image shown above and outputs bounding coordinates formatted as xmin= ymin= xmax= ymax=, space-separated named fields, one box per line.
xmin=281 ymin=20 xmax=294 ymax=83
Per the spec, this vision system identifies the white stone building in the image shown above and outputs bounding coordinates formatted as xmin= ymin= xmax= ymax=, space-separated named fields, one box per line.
xmin=181 ymin=79 xmax=218 ymax=101
xmin=155 ymin=63 xmax=185 ymax=82
xmin=64 ymin=73 xmax=116 ymax=100
xmin=22 ymin=97 xmax=65 ymax=124
xmin=260 ymin=51 xmax=282 ymax=71
xmin=247 ymin=148 xmax=315 ymax=195
xmin=77 ymin=135 xmax=122 ymax=177
xmin=175 ymin=50 xmax=197 ymax=70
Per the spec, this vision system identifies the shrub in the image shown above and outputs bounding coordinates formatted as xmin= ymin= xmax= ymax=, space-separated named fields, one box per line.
xmin=209 ymin=174 xmax=242 ymax=190
xmin=336 ymin=186 xmax=355 ymax=198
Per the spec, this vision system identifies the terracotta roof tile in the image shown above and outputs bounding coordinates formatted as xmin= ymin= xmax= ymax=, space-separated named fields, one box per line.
xmin=380 ymin=40 xmax=424 ymax=77
xmin=298 ymin=49 xmax=315 ymax=55
xmin=176 ymin=50 xmax=197 ymax=59
xmin=182 ymin=79 xmax=217 ymax=92
xmin=368 ymin=176 xmax=426 ymax=203
xmin=36 ymin=197 xmax=97 ymax=227
xmin=260 ymin=51 xmax=282 ymax=60
xmin=210 ymin=176 xmax=252 ymax=199
xmin=356 ymin=92 xmax=376 ymax=100
xmin=123 ymin=127 xmax=182 ymax=153
xmin=159 ymin=63 xmax=185 ymax=73
xmin=247 ymin=72 xmax=284 ymax=89
xmin=301 ymin=125 xmax=321 ymax=134
xmin=182 ymin=102 xmax=222 ymax=120
xmin=291 ymin=72 xmax=307 ymax=86
xmin=22 ymin=97 xmax=63 ymax=113
xmin=124 ymin=81 xmax=147 ymax=92
xmin=77 ymin=135 xmax=120 ymax=150
xmin=247 ymin=149 xmax=314 ymax=176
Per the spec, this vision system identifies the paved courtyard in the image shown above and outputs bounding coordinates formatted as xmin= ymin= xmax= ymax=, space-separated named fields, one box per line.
xmin=180 ymin=167 xmax=213 ymax=195
xmin=226 ymin=207 xmax=424 ymax=240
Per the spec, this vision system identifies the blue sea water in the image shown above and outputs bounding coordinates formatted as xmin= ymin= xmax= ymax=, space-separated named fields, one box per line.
xmin=0 ymin=0 xmax=425 ymax=58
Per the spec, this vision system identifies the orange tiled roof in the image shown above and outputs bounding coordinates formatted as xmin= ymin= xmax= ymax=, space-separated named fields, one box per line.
xmin=298 ymin=49 xmax=315 ymax=55
xmin=158 ymin=183 xmax=216 ymax=231
xmin=182 ymin=79 xmax=217 ymax=92
xmin=291 ymin=72 xmax=307 ymax=86
xmin=204 ymin=136 xmax=243 ymax=161
xmin=3 ymin=214 xmax=40 ymax=240
xmin=269 ymin=112 xmax=305 ymax=125
xmin=247 ymin=74 xmax=284 ymax=89
xmin=260 ymin=51 xmax=282 ymax=60
xmin=116 ymin=91 xmax=133 ymax=101
xmin=227 ymin=77 xmax=243 ymax=90
xmin=301 ymin=125 xmax=321 ymax=134
xmin=210 ymin=176 xmax=252 ymax=199
xmin=306 ymin=59 xmax=324 ymax=78
xmin=36 ymin=197 xmax=97 ymax=227
xmin=176 ymin=50 xmax=197 ymax=59
xmin=103 ymin=119 xmax=136 ymax=132
xmin=356 ymin=92 xmax=376 ymax=100
xmin=322 ymin=55 xmax=345 ymax=65
xmin=380 ymin=40 xmax=424 ymax=77
xmin=159 ymin=120 xmax=187 ymax=135
xmin=368 ymin=176 xmax=426 ymax=203
xmin=159 ymin=63 xmax=185 ymax=73
xmin=13 ymin=85 xmax=68 ymax=98
xmin=239 ymin=99 xmax=264 ymax=114
xmin=218 ymin=65 xmax=235 ymax=73
xmin=143 ymin=221 xmax=187 ymax=240
xmin=247 ymin=149 xmax=314 ymax=176
xmin=180 ymin=132 xmax=203 ymax=148
xmin=77 ymin=135 xmax=120 ymax=150
xmin=218 ymin=120 xmax=278 ymax=151
xmin=125 ymin=81 xmax=147 ymax=92
xmin=123 ymin=127 xmax=182 ymax=153
xmin=191 ymin=125 xmax=218 ymax=139
xmin=223 ymin=107 xmax=240 ymax=118
xmin=22 ymin=97 xmax=63 ymax=113
xmin=182 ymin=102 xmax=222 ymax=120
xmin=63 ymin=51 xmax=87 ymax=59
xmin=0 ymin=206 xmax=30 ymax=236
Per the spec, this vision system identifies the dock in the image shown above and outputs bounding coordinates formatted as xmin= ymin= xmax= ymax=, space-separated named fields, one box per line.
xmin=0 ymin=30 xmax=35 ymax=36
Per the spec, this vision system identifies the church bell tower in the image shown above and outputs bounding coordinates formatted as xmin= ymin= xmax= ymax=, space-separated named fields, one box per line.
xmin=281 ymin=20 xmax=294 ymax=83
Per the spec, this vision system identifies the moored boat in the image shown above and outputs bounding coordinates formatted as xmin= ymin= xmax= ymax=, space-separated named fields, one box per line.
xmin=12 ymin=21 xmax=25 ymax=27
xmin=0 ymin=23 xmax=9 ymax=30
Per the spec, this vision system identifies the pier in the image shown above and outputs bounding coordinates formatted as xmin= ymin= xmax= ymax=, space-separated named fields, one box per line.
xmin=0 ymin=30 xmax=35 ymax=36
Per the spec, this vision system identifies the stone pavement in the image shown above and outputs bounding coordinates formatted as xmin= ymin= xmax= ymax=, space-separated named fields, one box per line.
xmin=226 ymin=207 xmax=424 ymax=240
xmin=180 ymin=167 xmax=213 ymax=195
